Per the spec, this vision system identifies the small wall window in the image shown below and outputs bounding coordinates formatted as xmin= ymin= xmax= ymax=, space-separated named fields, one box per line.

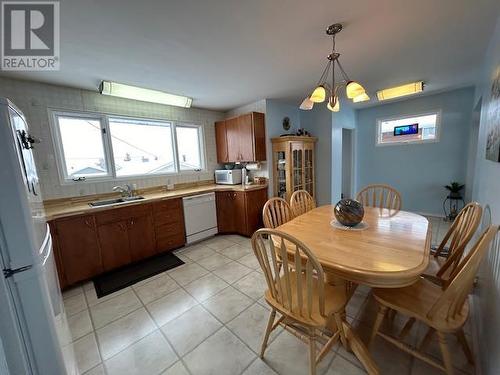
xmin=175 ymin=125 xmax=204 ymax=171
xmin=50 ymin=110 xmax=206 ymax=183
xmin=376 ymin=111 xmax=440 ymax=146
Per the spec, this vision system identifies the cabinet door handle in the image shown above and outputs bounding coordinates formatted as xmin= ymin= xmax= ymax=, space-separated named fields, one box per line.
xmin=84 ymin=219 xmax=93 ymax=228
xmin=130 ymin=219 xmax=135 ymax=226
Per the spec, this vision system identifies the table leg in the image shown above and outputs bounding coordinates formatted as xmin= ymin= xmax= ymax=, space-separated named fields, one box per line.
xmin=325 ymin=273 xmax=379 ymax=375
xmin=343 ymin=321 xmax=379 ymax=375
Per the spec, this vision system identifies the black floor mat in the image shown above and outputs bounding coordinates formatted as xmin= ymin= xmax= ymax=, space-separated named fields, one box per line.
xmin=93 ymin=252 xmax=184 ymax=298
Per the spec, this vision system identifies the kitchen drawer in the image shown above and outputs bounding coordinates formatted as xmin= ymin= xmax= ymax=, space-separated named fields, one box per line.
xmin=155 ymin=222 xmax=183 ymax=239
xmin=153 ymin=198 xmax=182 ymax=213
xmin=153 ymin=199 xmax=184 ymax=225
xmin=156 ymin=233 xmax=185 ymax=252
xmin=95 ymin=204 xmax=151 ymax=225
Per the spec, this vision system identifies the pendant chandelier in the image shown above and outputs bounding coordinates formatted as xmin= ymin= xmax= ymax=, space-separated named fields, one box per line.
xmin=300 ymin=24 xmax=369 ymax=112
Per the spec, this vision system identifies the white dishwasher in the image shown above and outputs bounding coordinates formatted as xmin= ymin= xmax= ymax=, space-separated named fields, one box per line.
xmin=182 ymin=192 xmax=218 ymax=244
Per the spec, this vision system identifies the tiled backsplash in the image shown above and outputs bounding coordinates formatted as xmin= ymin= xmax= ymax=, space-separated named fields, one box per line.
xmin=0 ymin=77 xmax=225 ymax=199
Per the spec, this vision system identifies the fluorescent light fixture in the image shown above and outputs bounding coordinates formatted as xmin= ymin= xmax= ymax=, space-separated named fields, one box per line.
xmin=99 ymin=81 xmax=192 ymax=108
xmin=376 ymin=81 xmax=424 ymax=101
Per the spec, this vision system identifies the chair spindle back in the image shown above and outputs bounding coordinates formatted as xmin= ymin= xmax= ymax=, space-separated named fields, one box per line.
xmin=427 ymin=225 xmax=498 ymax=321
xmin=290 ymin=190 xmax=316 ymax=217
xmin=252 ymin=228 xmax=326 ymax=320
xmin=356 ymin=184 xmax=402 ymax=210
xmin=262 ymin=197 xmax=294 ymax=229
xmin=435 ymin=202 xmax=482 ymax=280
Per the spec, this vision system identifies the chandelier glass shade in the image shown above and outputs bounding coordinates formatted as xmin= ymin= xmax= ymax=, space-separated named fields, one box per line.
xmin=300 ymin=24 xmax=369 ymax=112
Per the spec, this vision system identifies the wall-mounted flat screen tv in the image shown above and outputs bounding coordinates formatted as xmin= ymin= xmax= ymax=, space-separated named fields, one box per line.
xmin=394 ymin=123 xmax=419 ymax=136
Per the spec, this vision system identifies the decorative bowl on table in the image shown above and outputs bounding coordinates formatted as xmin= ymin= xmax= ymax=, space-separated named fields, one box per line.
xmin=334 ymin=199 xmax=364 ymax=227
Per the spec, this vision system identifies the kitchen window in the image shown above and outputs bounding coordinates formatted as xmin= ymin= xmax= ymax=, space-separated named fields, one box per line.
xmin=175 ymin=124 xmax=204 ymax=171
xmin=376 ymin=111 xmax=441 ymax=146
xmin=51 ymin=113 xmax=111 ymax=180
xmin=108 ymin=117 xmax=176 ymax=177
xmin=50 ymin=110 xmax=205 ymax=182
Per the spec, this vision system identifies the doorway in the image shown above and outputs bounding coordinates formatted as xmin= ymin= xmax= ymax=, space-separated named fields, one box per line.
xmin=341 ymin=128 xmax=354 ymax=199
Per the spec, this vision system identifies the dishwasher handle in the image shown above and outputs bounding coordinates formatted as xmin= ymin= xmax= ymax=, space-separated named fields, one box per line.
xmin=182 ymin=192 xmax=215 ymax=207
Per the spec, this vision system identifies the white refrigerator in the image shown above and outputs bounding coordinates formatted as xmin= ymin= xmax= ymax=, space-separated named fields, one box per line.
xmin=0 ymin=98 xmax=77 ymax=374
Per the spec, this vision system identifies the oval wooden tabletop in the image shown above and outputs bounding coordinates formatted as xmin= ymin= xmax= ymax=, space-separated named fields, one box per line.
xmin=276 ymin=205 xmax=431 ymax=288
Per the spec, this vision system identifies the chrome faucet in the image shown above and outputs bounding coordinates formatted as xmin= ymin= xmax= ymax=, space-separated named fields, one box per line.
xmin=113 ymin=184 xmax=133 ymax=197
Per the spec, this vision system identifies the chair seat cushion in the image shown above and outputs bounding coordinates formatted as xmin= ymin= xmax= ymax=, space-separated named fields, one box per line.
xmin=373 ymin=278 xmax=468 ymax=332
xmin=265 ymin=271 xmax=347 ymax=327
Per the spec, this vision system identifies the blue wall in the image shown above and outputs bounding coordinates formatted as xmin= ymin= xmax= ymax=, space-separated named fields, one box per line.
xmin=299 ymin=99 xmax=356 ymax=206
xmin=470 ymin=16 xmax=500 ymax=375
xmin=356 ymin=87 xmax=475 ymax=215
xmin=265 ymin=99 xmax=301 ymax=196
xmin=300 ymin=105 xmax=332 ymax=205
xmin=332 ymin=101 xmax=356 ymax=203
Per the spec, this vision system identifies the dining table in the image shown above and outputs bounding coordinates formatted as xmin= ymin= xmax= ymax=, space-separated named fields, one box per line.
xmin=275 ymin=204 xmax=431 ymax=374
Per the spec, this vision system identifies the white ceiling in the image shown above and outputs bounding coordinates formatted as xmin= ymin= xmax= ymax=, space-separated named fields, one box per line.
xmin=3 ymin=0 xmax=499 ymax=111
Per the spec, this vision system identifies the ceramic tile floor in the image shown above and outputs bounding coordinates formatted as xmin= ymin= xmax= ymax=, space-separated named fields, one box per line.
xmin=63 ymin=217 xmax=475 ymax=375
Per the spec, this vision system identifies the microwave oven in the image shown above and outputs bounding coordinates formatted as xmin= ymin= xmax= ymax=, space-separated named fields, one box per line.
xmin=215 ymin=169 xmax=242 ymax=185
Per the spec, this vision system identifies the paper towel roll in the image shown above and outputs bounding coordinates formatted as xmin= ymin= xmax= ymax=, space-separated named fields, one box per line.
xmin=245 ymin=162 xmax=261 ymax=170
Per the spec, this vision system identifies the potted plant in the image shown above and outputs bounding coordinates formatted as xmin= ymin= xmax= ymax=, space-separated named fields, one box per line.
xmin=445 ymin=182 xmax=465 ymax=198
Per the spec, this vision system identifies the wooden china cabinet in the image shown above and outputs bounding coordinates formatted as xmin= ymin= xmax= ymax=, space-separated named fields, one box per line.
xmin=271 ymin=136 xmax=317 ymax=201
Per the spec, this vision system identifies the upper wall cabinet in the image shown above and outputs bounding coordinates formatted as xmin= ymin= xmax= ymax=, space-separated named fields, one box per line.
xmin=215 ymin=112 xmax=266 ymax=163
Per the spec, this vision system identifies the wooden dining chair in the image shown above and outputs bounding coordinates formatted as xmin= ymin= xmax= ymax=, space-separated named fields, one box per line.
xmin=290 ymin=190 xmax=316 ymax=217
xmin=369 ymin=225 xmax=498 ymax=374
xmin=262 ymin=197 xmax=294 ymax=229
xmin=356 ymin=184 xmax=402 ymax=210
xmin=424 ymin=202 xmax=482 ymax=287
xmin=252 ymin=228 xmax=348 ymax=375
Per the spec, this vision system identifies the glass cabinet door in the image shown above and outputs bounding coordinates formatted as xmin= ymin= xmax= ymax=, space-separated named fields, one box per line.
xmin=304 ymin=146 xmax=314 ymax=196
xmin=276 ymin=150 xmax=287 ymax=199
xmin=291 ymin=143 xmax=303 ymax=193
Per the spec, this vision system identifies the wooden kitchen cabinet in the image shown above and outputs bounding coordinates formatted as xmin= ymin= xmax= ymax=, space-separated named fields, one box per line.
xmin=128 ymin=212 xmax=156 ymax=261
xmin=215 ymin=120 xmax=228 ymax=163
xmin=242 ymin=187 xmax=268 ymax=236
xmin=95 ymin=204 xmax=156 ymax=271
xmin=215 ymin=112 xmax=266 ymax=163
xmin=216 ymin=187 xmax=268 ymax=237
xmin=97 ymin=220 xmax=131 ymax=271
xmin=225 ymin=117 xmax=240 ymax=162
xmin=151 ymin=198 xmax=186 ymax=252
xmin=215 ymin=191 xmax=239 ymax=233
xmin=49 ymin=198 xmax=186 ymax=288
xmin=50 ymin=215 xmax=103 ymax=287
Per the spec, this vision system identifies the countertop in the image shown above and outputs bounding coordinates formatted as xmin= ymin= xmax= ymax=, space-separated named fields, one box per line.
xmin=44 ymin=183 xmax=268 ymax=221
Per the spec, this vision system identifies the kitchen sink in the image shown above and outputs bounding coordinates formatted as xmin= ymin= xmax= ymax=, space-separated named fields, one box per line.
xmin=89 ymin=196 xmax=145 ymax=207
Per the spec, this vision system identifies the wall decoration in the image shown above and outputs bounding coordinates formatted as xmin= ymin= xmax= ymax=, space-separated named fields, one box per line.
xmin=282 ymin=116 xmax=291 ymax=131
xmin=485 ymin=65 xmax=500 ymax=162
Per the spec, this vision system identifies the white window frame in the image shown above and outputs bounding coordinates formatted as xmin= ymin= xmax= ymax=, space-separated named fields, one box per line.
xmin=49 ymin=109 xmax=207 ymax=184
xmin=375 ymin=110 xmax=442 ymax=147
xmin=107 ymin=115 xmax=178 ymax=179
xmin=174 ymin=123 xmax=206 ymax=172
xmin=50 ymin=111 xmax=113 ymax=182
